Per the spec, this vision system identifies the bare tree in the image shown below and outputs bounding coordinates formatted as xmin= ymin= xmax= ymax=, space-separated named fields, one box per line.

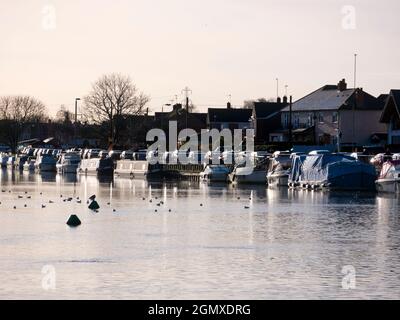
xmin=244 ymin=97 xmax=275 ymax=109
xmin=0 ymin=95 xmax=47 ymax=152
xmin=83 ymin=73 xmax=150 ymax=145
xmin=55 ymin=105 xmax=73 ymax=124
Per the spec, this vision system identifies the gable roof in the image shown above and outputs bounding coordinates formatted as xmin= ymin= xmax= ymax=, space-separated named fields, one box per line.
xmin=253 ymin=102 xmax=288 ymax=119
xmin=282 ymin=85 xmax=356 ymax=112
xmin=208 ymin=108 xmax=252 ymax=123
xmin=282 ymin=84 xmax=385 ymax=112
xmin=380 ymin=90 xmax=400 ymax=123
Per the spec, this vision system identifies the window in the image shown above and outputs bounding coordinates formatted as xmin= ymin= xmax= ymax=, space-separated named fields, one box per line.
xmin=318 ymin=113 xmax=324 ymax=123
xmin=308 ymin=114 xmax=313 ymax=127
xmin=283 ymin=113 xmax=290 ymax=128
xmin=332 ymin=112 xmax=338 ymax=123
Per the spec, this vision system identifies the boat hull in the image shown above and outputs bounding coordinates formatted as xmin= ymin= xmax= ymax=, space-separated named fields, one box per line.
xmin=267 ymin=174 xmax=289 ymax=187
xmin=376 ymin=179 xmax=400 ymax=194
xmin=229 ymin=170 xmax=266 ymax=185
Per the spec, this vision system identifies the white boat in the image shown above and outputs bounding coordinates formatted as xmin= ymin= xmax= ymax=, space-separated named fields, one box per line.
xmin=77 ymin=158 xmax=114 ymax=176
xmin=229 ymin=157 xmax=268 ymax=185
xmin=6 ymin=156 xmax=15 ymax=168
xmin=35 ymin=154 xmax=57 ymax=172
xmin=267 ymin=151 xmax=292 ymax=187
xmin=200 ymin=165 xmax=230 ymax=182
xmin=376 ymin=160 xmax=400 ymax=193
xmin=115 ymin=160 xmax=149 ymax=178
xmin=23 ymin=159 xmax=36 ymax=172
xmin=56 ymin=152 xmax=81 ymax=174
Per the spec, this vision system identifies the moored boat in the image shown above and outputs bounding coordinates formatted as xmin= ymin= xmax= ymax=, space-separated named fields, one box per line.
xmin=56 ymin=152 xmax=81 ymax=174
xmin=0 ymin=153 xmax=9 ymax=168
xmin=200 ymin=164 xmax=230 ymax=182
xmin=376 ymin=160 xmax=400 ymax=193
xmin=267 ymin=151 xmax=292 ymax=187
xmin=229 ymin=156 xmax=268 ymax=185
xmin=23 ymin=159 xmax=36 ymax=172
xmin=77 ymin=158 xmax=114 ymax=176
xmin=288 ymin=153 xmax=377 ymax=191
xmin=35 ymin=154 xmax=57 ymax=172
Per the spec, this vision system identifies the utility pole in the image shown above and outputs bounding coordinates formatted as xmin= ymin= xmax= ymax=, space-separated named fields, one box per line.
xmin=276 ymin=78 xmax=279 ymax=101
xmin=181 ymin=86 xmax=192 ymax=112
xmin=289 ymin=95 xmax=293 ymax=147
xmin=74 ymin=98 xmax=80 ymax=145
xmin=181 ymin=87 xmax=192 ymax=131
xmin=353 ymin=53 xmax=358 ymax=151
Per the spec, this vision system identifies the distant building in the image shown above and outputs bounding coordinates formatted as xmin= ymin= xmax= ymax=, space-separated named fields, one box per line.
xmin=380 ymin=90 xmax=400 ymax=145
xmin=276 ymin=79 xmax=387 ymax=149
xmin=250 ymin=99 xmax=288 ymax=144
xmin=154 ymin=104 xmax=207 ymax=134
xmin=207 ymin=103 xmax=253 ymax=131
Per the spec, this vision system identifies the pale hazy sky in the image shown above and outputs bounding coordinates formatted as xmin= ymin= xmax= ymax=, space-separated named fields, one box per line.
xmin=1 ymin=0 xmax=399 ymax=116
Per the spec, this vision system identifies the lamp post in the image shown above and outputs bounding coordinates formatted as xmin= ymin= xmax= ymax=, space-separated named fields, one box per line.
xmin=74 ymin=98 xmax=81 ymax=145
xmin=74 ymin=98 xmax=81 ymax=124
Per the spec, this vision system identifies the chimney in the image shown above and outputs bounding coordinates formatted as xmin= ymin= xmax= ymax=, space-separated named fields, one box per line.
xmin=337 ymin=79 xmax=347 ymax=91
xmin=282 ymin=96 xmax=288 ymax=104
xmin=227 ymin=102 xmax=232 ymax=109
xmin=277 ymin=97 xmax=282 ymax=103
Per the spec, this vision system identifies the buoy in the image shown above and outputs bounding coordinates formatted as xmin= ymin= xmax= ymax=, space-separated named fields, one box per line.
xmin=88 ymin=200 xmax=100 ymax=211
xmin=66 ymin=215 xmax=81 ymax=227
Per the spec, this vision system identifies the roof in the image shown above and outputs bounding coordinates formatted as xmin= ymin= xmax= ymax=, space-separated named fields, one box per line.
xmin=282 ymin=85 xmax=355 ymax=112
xmin=253 ymin=102 xmax=287 ymax=119
xmin=208 ymin=108 xmax=252 ymax=123
xmin=380 ymin=90 xmax=400 ymax=123
xmin=282 ymin=85 xmax=384 ymax=112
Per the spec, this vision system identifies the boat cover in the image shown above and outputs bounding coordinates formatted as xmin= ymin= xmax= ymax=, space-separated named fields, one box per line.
xmin=289 ymin=154 xmax=376 ymax=184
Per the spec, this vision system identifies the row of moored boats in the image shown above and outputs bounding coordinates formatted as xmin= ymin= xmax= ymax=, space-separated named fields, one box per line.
xmin=1 ymin=148 xmax=399 ymax=193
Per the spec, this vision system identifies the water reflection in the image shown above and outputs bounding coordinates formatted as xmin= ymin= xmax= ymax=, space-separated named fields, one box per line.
xmin=0 ymin=172 xmax=400 ymax=299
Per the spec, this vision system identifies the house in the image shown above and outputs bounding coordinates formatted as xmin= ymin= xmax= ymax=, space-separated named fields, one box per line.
xmin=380 ymin=90 xmax=400 ymax=145
xmin=207 ymin=103 xmax=253 ymax=131
xmin=277 ymin=79 xmax=387 ymax=150
xmin=250 ymin=99 xmax=288 ymax=144
xmin=154 ymin=104 xmax=207 ymax=134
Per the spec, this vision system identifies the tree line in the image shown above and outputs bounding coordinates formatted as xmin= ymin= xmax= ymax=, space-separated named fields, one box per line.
xmin=0 ymin=73 xmax=150 ymax=152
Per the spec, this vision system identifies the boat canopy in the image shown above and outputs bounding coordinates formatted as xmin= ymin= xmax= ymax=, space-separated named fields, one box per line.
xmin=289 ymin=153 xmax=376 ymax=184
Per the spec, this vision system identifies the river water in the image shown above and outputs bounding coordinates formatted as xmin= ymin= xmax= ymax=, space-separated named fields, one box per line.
xmin=0 ymin=169 xmax=399 ymax=300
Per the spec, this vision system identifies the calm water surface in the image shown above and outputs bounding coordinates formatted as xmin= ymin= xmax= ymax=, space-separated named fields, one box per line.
xmin=0 ymin=168 xmax=400 ymax=299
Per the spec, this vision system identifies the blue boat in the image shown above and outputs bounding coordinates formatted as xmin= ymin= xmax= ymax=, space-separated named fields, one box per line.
xmin=289 ymin=153 xmax=377 ymax=191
